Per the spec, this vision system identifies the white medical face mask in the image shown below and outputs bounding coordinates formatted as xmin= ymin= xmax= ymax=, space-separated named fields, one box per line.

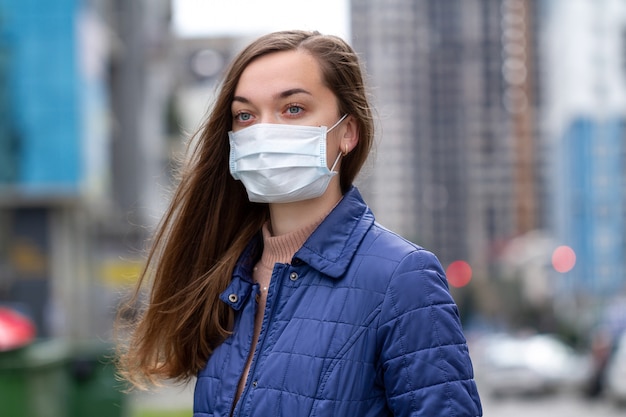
xmin=228 ymin=114 xmax=348 ymax=203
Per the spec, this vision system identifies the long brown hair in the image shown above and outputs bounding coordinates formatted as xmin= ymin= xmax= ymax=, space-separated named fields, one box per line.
xmin=117 ymin=30 xmax=374 ymax=388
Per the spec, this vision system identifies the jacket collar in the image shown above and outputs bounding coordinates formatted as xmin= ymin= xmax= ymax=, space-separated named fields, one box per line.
xmin=231 ymin=232 xmax=262 ymax=283
xmin=231 ymin=186 xmax=375 ymax=284
xmin=294 ymin=186 xmax=375 ymax=279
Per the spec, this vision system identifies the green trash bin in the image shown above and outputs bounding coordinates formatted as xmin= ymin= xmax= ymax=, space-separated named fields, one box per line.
xmin=66 ymin=342 xmax=129 ymax=417
xmin=0 ymin=339 xmax=71 ymax=417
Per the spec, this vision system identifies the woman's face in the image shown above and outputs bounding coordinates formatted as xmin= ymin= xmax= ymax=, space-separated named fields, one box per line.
xmin=231 ymin=50 xmax=345 ymax=160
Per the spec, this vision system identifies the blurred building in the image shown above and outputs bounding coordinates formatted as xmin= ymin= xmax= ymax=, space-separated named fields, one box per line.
xmin=0 ymin=0 xmax=174 ymax=340
xmin=96 ymin=0 xmax=175 ymax=337
xmin=544 ymin=0 xmax=626 ymax=297
xmin=351 ymin=0 xmax=544 ymax=281
xmin=352 ymin=0 xmax=626 ymax=305
xmin=0 ymin=0 xmax=111 ymax=338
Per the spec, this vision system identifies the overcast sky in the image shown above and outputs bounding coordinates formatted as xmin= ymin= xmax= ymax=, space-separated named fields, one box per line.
xmin=172 ymin=0 xmax=350 ymax=40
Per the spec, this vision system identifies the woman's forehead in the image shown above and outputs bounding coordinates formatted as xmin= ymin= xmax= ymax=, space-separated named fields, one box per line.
xmin=234 ymin=50 xmax=325 ymax=98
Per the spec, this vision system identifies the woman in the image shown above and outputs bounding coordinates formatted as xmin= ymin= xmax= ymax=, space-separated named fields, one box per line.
xmin=118 ymin=30 xmax=483 ymax=416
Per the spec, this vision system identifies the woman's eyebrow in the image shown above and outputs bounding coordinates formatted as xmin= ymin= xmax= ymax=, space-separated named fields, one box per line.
xmin=276 ymin=88 xmax=312 ymax=99
xmin=232 ymin=88 xmax=312 ymax=105
xmin=232 ymin=95 xmax=250 ymax=104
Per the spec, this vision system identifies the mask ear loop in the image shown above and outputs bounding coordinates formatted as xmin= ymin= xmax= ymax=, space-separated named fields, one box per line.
xmin=328 ymin=114 xmax=349 ymax=173
xmin=327 ymin=114 xmax=348 ymax=132
xmin=330 ymin=143 xmax=350 ymax=172
xmin=329 ymin=150 xmax=342 ymax=172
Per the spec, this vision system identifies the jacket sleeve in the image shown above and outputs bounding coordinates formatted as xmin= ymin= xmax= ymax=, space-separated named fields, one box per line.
xmin=377 ymin=249 xmax=482 ymax=416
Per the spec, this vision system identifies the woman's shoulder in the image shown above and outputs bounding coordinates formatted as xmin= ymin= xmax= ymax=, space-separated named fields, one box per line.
xmin=350 ymin=221 xmax=446 ymax=286
xmin=361 ymin=222 xmax=438 ymax=262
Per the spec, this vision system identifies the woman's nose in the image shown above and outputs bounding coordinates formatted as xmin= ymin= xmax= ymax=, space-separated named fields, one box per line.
xmin=258 ymin=113 xmax=279 ymax=125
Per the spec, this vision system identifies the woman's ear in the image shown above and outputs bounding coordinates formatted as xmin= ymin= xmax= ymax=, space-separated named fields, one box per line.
xmin=342 ymin=115 xmax=359 ymax=154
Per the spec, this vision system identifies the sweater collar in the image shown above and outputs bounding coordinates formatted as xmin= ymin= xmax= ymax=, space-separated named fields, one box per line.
xmin=257 ymin=216 xmax=323 ymax=269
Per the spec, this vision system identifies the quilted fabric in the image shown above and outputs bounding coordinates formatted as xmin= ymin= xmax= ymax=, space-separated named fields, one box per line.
xmin=194 ymin=187 xmax=483 ymax=416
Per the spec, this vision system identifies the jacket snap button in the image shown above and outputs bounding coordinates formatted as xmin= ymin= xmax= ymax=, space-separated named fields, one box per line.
xmin=289 ymin=272 xmax=298 ymax=281
xmin=228 ymin=293 xmax=238 ymax=303
xmin=252 ymin=380 xmax=258 ymax=388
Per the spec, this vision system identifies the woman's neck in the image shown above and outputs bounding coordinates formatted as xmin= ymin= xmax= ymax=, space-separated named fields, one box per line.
xmin=268 ymin=183 xmax=342 ymax=236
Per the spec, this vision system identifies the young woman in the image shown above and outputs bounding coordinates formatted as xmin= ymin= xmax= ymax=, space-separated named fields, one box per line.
xmin=118 ymin=30 xmax=483 ymax=416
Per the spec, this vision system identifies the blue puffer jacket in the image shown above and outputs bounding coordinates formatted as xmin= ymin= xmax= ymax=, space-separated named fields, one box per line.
xmin=194 ymin=187 xmax=482 ymax=416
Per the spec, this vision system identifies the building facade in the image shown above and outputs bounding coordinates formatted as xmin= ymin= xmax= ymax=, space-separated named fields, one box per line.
xmin=544 ymin=0 xmax=626 ymax=297
xmin=0 ymin=0 xmax=175 ymax=339
xmin=351 ymin=0 xmax=544 ymax=280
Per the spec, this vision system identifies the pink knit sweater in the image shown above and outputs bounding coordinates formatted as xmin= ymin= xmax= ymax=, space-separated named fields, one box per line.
xmin=252 ymin=218 xmax=324 ymax=289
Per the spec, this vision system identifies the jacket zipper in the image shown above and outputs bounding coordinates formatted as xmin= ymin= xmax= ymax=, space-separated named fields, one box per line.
xmin=231 ymin=265 xmax=284 ymax=416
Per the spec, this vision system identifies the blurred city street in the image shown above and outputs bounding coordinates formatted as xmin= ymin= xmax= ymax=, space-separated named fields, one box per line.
xmin=481 ymin=392 xmax=626 ymax=417
xmin=128 ymin=380 xmax=626 ymax=417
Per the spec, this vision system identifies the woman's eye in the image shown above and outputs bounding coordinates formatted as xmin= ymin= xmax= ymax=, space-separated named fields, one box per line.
xmin=286 ymin=105 xmax=303 ymax=115
xmin=235 ymin=112 xmax=252 ymax=122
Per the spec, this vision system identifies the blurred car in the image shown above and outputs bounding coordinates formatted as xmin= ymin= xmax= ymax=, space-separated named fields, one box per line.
xmin=604 ymin=331 xmax=626 ymax=405
xmin=473 ymin=333 xmax=591 ymax=398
